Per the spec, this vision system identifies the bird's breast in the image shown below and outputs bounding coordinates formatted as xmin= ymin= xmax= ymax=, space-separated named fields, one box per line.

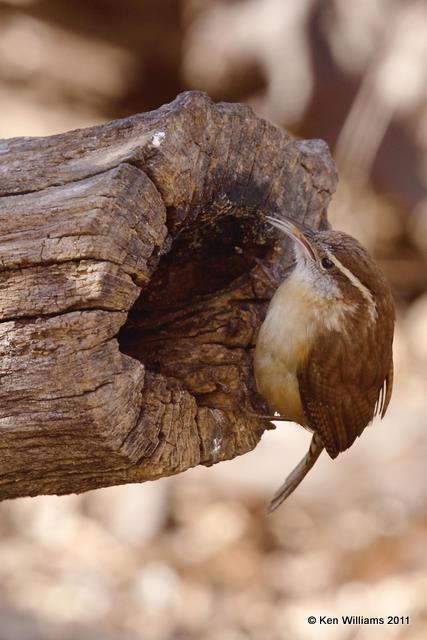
xmin=254 ymin=272 xmax=356 ymax=424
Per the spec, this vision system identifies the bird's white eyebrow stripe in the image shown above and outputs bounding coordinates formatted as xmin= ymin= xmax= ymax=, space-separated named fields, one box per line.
xmin=324 ymin=248 xmax=378 ymax=321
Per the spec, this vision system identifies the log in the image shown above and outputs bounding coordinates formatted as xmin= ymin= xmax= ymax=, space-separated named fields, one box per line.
xmin=0 ymin=91 xmax=337 ymax=500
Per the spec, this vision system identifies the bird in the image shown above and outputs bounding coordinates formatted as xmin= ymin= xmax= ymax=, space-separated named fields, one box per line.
xmin=253 ymin=216 xmax=394 ymax=512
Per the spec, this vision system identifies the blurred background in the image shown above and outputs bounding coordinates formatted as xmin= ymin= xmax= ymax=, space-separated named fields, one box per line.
xmin=1 ymin=0 xmax=427 ymax=638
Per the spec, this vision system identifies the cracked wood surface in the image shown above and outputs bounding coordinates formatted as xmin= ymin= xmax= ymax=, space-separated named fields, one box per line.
xmin=0 ymin=91 xmax=337 ymax=500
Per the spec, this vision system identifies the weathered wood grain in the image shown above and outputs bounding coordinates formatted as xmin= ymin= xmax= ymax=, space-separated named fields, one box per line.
xmin=0 ymin=91 xmax=337 ymax=500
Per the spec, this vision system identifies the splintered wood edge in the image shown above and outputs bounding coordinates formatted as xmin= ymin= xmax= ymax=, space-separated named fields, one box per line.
xmin=0 ymin=91 xmax=337 ymax=499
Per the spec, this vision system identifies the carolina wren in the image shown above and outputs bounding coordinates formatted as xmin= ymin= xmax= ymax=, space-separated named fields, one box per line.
xmin=254 ymin=216 xmax=394 ymax=511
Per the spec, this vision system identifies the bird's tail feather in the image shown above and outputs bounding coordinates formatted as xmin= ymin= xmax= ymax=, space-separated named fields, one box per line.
xmin=267 ymin=434 xmax=324 ymax=512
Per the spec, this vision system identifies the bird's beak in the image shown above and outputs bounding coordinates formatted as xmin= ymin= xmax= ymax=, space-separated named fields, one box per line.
xmin=266 ymin=216 xmax=317 ymax=261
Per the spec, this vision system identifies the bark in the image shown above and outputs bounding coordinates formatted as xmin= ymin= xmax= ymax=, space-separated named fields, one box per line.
xmin=0 ymin=91 xmax=337 ymax=500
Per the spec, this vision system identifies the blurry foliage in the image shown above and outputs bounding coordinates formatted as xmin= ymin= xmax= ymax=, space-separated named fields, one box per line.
xmin=1 ymin=1 xmax=427 ymax=639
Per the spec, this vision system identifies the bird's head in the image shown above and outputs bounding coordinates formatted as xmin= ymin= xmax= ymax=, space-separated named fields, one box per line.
xmin=266 ymin=216 xmax=392 ymax=322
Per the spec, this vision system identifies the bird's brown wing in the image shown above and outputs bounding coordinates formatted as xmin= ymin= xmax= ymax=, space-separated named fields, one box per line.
xmin=297 ymin=330 xmax=393 ymax=459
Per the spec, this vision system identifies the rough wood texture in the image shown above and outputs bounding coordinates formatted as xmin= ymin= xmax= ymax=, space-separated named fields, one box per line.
xmin=0 ymin=91 xmax=337 ymax=500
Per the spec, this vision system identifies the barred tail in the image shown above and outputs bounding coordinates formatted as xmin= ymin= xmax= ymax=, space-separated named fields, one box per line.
xmin=267 ymin=434 xmax=324 ymax=512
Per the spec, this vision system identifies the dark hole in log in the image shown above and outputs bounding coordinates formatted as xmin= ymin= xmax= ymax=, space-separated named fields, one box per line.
xmin=118 ymin=206 xmax=273 ymax=399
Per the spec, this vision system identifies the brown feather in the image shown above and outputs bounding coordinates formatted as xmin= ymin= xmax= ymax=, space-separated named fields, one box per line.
xmin=267 ymin=434 xmax=324 ymax=511
xmin=297 ymin=319 xmax=394 ymax=458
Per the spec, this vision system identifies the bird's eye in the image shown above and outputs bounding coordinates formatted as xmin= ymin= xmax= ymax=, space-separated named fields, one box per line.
xmin=321 ymin=257 xmax=334 ymax=269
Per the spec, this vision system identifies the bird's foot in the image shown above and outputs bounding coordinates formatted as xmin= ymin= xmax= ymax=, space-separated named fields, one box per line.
xmin=253 ymin=257 xmax=277 ymax=288
xmin=246 ymin=411 xmax=290 ymax=422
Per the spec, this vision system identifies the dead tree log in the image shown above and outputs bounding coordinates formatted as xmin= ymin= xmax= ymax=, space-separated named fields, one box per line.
xmin=0 ymin=91 xmax=337 ymax=500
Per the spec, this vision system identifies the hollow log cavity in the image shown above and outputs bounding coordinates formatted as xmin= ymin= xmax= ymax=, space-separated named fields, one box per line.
xmin=0 ymin=91 xmax=337 ymax=499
